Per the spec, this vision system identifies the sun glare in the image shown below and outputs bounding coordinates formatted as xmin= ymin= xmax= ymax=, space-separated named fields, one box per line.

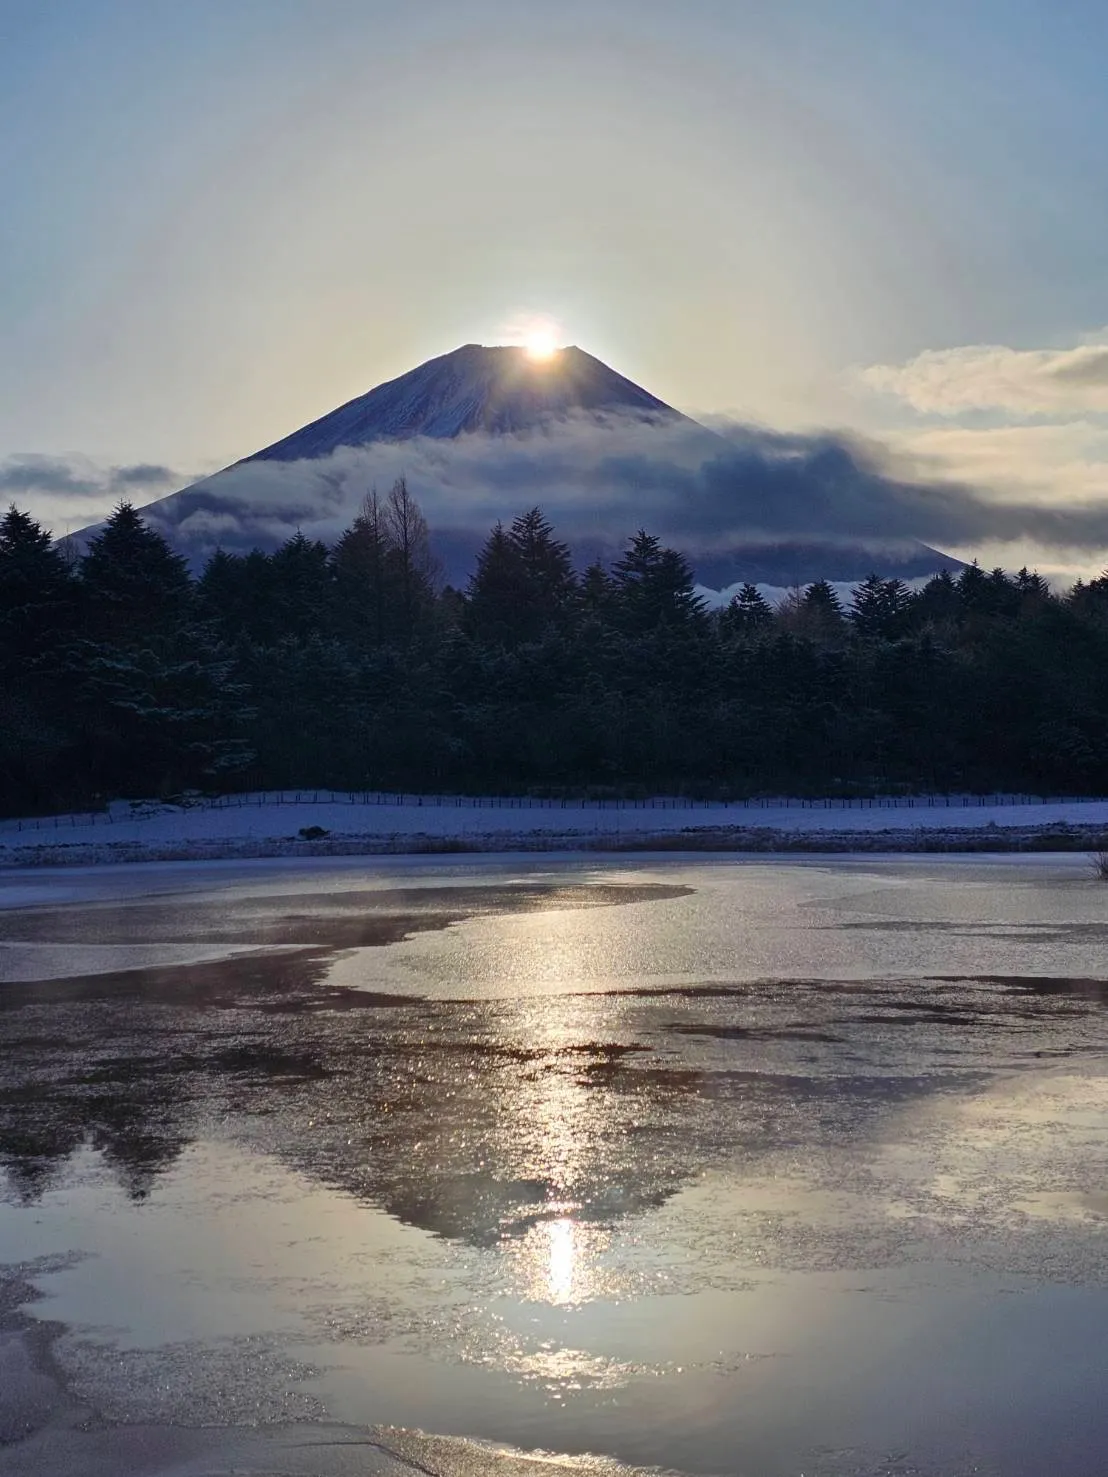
xmin=524 ymin=329 xmax=558 ymax=361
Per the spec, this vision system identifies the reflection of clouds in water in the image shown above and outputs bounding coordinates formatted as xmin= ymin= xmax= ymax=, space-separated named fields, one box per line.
xmin=907 ymin=1070 xmax=1108 ymax=1229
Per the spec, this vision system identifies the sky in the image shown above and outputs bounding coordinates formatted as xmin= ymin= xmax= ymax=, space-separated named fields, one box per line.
xmin=4 ymin=0 xmax=1108 ymax=578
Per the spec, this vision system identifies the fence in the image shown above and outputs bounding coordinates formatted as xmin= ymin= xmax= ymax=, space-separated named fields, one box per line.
xmin=5 ymin=789 xmax=1107 ymax=834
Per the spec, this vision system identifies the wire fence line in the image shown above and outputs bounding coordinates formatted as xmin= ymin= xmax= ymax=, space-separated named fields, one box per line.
xmin=5 ymin=790 xmax=1108 ymax=834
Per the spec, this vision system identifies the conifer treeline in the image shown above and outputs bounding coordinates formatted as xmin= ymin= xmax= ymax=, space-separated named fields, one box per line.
xmin=3 ymin=480 xmax=1108 ymax=814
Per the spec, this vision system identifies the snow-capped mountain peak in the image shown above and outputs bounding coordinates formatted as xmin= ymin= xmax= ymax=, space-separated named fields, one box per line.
xmin=248 ymin=343 xmax=679 ymax=463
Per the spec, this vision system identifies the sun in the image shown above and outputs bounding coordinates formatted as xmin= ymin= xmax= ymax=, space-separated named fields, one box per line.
xmin=524 ymin=328 xmax=559 ymax=361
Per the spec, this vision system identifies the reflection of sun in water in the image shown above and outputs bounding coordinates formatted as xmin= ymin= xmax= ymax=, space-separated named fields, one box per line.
xmin=546 ymin=1217 xmax=577 ymax=1304
xmin=477 ymin=906 xmax=632 ymax=1309
xmin=513 ymin=1213 xmax=613 ymax=1307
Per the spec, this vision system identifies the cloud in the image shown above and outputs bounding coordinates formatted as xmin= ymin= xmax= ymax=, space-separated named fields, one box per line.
xmin=848 ymin=329 xmax=1108 ymax=577
xmin=859 ymin=330 xmax=1108 ymax=418
xmin=879 ymin=421 xmax=1108 ymax=501
xmin=113 ymin=411 xmax=1108 ymax=585
xmin=110 ymin=462 xmax=180 ymax=489
xmin=0 ymin=455 xmax=183 ymax=532
xmin=24 ymin=399 xmax=1108 ymax=587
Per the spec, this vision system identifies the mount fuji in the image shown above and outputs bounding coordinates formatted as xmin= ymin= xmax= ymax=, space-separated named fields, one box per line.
xmin=249 ymin=344 xmax=681 ymax=457
xmin=120 ymin=343 xmax=963 ymax=588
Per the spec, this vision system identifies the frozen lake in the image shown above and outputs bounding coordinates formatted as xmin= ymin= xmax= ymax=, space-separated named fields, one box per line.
xmin=1 ymin=854 xmax=1106 ymax=1476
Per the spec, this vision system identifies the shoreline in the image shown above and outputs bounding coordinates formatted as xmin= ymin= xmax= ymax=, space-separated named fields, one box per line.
xmin=2 ymin=818 xmax=1107 ymax=869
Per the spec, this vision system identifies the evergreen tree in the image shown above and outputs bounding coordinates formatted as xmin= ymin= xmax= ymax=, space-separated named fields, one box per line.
xmin=1068 ymin=571 xmax=1108 ymax=625
xmin=197 ymin=549 xmax=257 ymax=641
xmin=73 ymin=505 xmax=251 ymax=798
xmin=850 ymin=574 xmax=910 ymax=640
xmin=956 ymin=560 xmax=991 ymax=618
xmin=799 ymin=579 xmax=845 ymax=642
xmin=7 ymin=478 xmax=1108 ymax=814
xmin=507 ymin=507 xmax=577 ymax=636
xmin=611 ymin=530 xmax=705 ymax=633
xmin=1015 ymin=567 xmax=1051 ymax=606
xmin=268 ymin=531 xmax=332 ymax=637
xmin=466 ymin=522 xmax=528 ymax=644
xmin=331 ymin=492 xmax=394 ymax=647
xmin=0 ymin=508 xmax=78 ymax=812
xmin=580 ymin=560 xmax=614 ymax=619
xmin=721 ymin=582 xmax=774 ymax=636
xmin=80 ymin=502 xmax=191 ymax=641
xmin=985 ymin=566 xmax=1020 ymax=619
xmin=913 ymin=569 xmax=960 ymax=629
xmin=0 ymin=505 xmax=75 ymax=670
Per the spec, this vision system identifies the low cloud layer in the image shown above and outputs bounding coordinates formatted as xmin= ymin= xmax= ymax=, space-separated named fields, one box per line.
xmin=144 ymin=412 xmax=1108 ymax=571
xmin=0 ymin=455 xmax=182 ymax=531
xmin=12 ymin=407 xmax=1108 ymax=585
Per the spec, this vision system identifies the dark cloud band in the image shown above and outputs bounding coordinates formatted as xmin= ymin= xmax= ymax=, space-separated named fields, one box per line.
xmin=14 ymin=415 xmax=1108 ymax=577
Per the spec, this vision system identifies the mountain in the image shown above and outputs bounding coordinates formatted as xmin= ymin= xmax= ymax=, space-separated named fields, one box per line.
xmin=248 ymin=343 xmax=680 ymax=459
xmin=110 ymin=342 xmax=963 ymax=588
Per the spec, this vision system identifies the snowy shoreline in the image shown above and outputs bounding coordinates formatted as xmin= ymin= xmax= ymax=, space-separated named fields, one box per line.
xmin=3 ymin=791 xmax=1108 ymax=869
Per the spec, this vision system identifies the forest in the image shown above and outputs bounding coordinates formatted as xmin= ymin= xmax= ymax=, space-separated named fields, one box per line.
xmin=3 ymin=478 xmax=1108 ymax=816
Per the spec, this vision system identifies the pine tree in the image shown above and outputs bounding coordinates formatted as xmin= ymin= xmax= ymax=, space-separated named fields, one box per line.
xmin=269 ymin=531 xmax=332 ymax=637
xmin=721 ymin=582 xmax=774 ymax=637
xmin=0 ymin=505 xmax=76 ymax=671
xmin=72 ymin=504 xmax=255 ymax=799
xmin=914 ymin=569 xmax=960 ymax=628
xmin=80 ymin=502 xmax=191 ymax=641
xmin=1014 ymin=567 xmax=1051 ymax=606
xmin=776 ymin=581 xmax=845 ymax=643
xmin=0 ymin=507 xmax=79 ymax=812
xmin=956 ymin=560 xmax=990 ymax=617
xmin=468 ymin=506 xmax=581 ymax=643
xmin=197 ymin=549 xmax=253 ymax=640
xmin=611 ymin=530 xmax=704 ymax=633
xmin=850 ymin=574 xmax=910 ymax=640
xmin=466 ymin=522 xmax=528 ymax=644
xmin=986 ymin=566 xmax=1020 ymax=619
xmin=580 ymin=560 xmax=614 ymax=620
xmin=331 ymin=491 xmax=394 ymax=646
xmin=508 ymin=507 xmax=577 ymax=631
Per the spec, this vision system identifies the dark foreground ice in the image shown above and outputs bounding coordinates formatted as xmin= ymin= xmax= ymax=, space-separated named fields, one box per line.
xmin=0 ymin=854 xmax=1106 ymax=1476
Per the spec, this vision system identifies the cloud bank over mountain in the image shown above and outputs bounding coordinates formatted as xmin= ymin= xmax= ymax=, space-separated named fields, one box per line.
xmin=12 ymin=408 xmax=1108 ymax=585
xmin=133 ymin=411 xmax=1108 ymax=576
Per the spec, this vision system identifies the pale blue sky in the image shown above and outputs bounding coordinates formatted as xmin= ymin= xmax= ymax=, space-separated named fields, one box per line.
xmin=5 ymin=0 xmax=1108 ymax=569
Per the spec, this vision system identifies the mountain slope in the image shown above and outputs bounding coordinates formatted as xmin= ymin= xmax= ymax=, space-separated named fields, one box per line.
xmin=248 ymin=344 xmax=680 ymax=462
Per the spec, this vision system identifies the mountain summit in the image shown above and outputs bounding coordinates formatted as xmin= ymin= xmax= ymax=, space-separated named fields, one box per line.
xmin=248 ymin=344 xmax=680 ymax=462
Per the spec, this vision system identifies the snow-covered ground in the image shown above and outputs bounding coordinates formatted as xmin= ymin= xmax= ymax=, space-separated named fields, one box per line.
xmin=2 ymin=791 xmax=1108 ymax=869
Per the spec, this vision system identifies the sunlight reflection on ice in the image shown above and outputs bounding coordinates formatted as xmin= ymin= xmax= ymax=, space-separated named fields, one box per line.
xmin=545 ymin=1216 xmax=577 ymax=1304
xmin=508 ymin=1213 xmax=621 ymax=1307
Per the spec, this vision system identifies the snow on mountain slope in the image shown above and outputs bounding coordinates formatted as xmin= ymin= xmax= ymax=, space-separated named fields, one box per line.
xmin=248 ymin=344 xmax=680 ymax=461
